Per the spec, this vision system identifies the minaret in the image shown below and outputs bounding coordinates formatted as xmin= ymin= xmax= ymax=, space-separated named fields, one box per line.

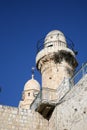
xmin=19 ymin=68 xmax=40 ymax=109
xmin=36 ymin=30 xmax=78 ymax=90
xmin=30 ymin=30 xmax=78 ymax=120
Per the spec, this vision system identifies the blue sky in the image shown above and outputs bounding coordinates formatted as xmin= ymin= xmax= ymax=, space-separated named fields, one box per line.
xmin=0 ymin=0 xmax=87 ymax=107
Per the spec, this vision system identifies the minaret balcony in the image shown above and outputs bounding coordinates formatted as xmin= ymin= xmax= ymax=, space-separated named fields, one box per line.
xmin=30 ymin=62 xmax=87 ymax=120
xmin=30 ymin=88 xmax=57 ymax=120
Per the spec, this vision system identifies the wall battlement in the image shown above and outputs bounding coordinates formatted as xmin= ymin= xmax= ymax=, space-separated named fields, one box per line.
xmin=0 ymin=75 xmax=87 ymax=130
xmin=0 ymin=105 xmax=48 ymax=130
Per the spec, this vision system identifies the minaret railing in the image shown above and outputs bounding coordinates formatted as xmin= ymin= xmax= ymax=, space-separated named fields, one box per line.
xmin=36 ymin=34 xmax=75 ymax=53
xmin=70 ymin=62 xmax=87 ymax=88
xmin=30 ymin=62 xmax=87 ymax=111
xmin=30 ymin=88 xmax=57 ymax=110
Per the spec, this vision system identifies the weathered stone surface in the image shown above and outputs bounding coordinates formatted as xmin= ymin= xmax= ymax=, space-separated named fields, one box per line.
xmin=0 ymin=75 xmax=87 ymax=130
xmin=49 ymin=74 xmax=87 ymax=130
xmin=0 ymin=105 xmax=48 ymax=130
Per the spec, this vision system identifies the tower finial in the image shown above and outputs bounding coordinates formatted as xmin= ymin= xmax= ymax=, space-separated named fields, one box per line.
xmin=31 ymin=67 xmax=35 ymax=79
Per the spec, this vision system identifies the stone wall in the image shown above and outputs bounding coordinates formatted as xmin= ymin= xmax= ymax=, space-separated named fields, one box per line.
xmin=49 ymin=74 xmax=87 ymax=130
xmin=0 ymin=105 xmax=48 ymax=130
xmin=0 ymin=74 xmax=87 ymax=130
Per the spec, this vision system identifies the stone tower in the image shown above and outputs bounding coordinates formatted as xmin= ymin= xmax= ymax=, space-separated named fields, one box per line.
xmin=19 ymin=70 xmax=40 ymax=109
xmin=36 ymin=30 xmax=78 ymax=90
xmin=30 ymin=30 xmax=78 ymax=120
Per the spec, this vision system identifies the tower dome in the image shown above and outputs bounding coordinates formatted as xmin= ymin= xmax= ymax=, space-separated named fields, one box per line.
xmin=44 ymin=30 xmax=67 ymax=48
xmin=24 ymin=75 xmax=40 ymax=91
xmin=19 ymin=71 xmax=40 ymax=109
xmin=46 ymin=30 xmax=63 ymax=36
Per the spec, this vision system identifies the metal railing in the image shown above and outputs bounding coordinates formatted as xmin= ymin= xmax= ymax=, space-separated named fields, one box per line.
xmin=57 ymin=78 xmax=70 ymax=102
xmin=30 ymin=62 xmax=87 ymax=110
xmin=30 ymin=88 xmax=57 ymax=110
xmin=36 ymin=34 xmax=75 ymax=53
xmin=70 ymin=62 xmax=87 ymax=88
xmin=56 ymin=62 xmax=87 ymax=101
xmin=30 ymin=92 xmax=41 ymax=110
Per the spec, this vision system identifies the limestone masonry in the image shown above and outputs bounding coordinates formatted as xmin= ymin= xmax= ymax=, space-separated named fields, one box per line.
xmin=0 ymin=30 xmax=87 ymax=130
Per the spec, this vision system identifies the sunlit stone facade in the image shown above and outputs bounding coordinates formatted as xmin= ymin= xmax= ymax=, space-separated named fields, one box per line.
xmin=0 ymin=30 xmax=87 ymax=130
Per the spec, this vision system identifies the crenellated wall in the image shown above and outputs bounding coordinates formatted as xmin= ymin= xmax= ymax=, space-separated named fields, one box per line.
xmin=0 ymin=105 xmax=48 ymax=130
xmin=0 ymin=75 xmax=87 ymax=130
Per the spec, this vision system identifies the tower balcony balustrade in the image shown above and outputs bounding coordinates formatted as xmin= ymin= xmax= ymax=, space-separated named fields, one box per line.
xmin=30 ymin=78 xmax=71 ymax=120
xmin=30 ymin=62 xmax=87 ymax=120
xmin=36 ymin=33 xmax=77 ymax=55
xmin=30 ymin=87 xmax=57 ymax=120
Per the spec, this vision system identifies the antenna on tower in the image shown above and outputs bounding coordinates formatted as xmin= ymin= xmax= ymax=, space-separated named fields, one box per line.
xmin=31 ymin=67 xmax=35 ymax=79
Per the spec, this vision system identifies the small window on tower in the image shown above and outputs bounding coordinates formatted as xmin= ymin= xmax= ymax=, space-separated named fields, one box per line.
xmin=28 ymin=93 xmax=30 ymax=96
xmin=47 ymin=44 xmax=53 ymax=47
xmin=50 ymin=36 xmax=53 ymax=39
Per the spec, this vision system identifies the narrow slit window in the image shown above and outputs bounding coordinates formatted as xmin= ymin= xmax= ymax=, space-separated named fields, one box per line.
xmin=28 ymin=93 xmax=30 ymax=96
